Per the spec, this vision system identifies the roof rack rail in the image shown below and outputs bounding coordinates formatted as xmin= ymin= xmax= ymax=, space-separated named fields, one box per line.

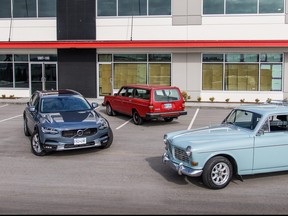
xmin=264 ymin=100 xmax=288 ymax=106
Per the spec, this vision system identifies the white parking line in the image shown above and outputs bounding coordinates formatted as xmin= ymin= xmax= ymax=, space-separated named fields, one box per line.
xmin=187 ymin=108 xmax=199 ymax=130
xmin=0 ymin=104 xmax=8 ymax=108
xmin=116 ymin=118 xmax=132 ymax=130
xmin=0 ymin=114 xmax=22 ymax=123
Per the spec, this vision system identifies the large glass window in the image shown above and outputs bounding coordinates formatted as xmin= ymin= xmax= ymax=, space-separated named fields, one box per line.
xmin=13 ymin=0 xmax=36 ymax=18
xmin=202 ymin=53 xmax=283 ymax=92
xmin=0 ymin=0 xmax=56 ymax=18
xmin=97 ymin=0 xmax=117 ymax=16
xmin=97 ymin=0 xmax=171 ymax=16
xmin=14 ymin=63 xmax=29 ymax=88
xmin=0 ymin=0 xmax=11 ymax=18
xmin=38 ymin=0 xmax=56 ymax=17
xmin=148 ymin=0 xmax=171 ymax=15
xmin=259 ymin=0 xmax=284 ymax=13
xmin=203 ymin=0 xmax=224 ymax=15
xmin=203 ymin=0 xmax=284 ymax=14
xmin=99 ymin=54 xmax=171 ymax=88
xmin=226 ymin=0 xmax=257 ymax=14
xmin=118 ymin=0 xmax=147 ymax=16
xmin=0 ymin=63 xmax=13 ymax=87
xmin=114 ymin=64 xmax=147 ymax=88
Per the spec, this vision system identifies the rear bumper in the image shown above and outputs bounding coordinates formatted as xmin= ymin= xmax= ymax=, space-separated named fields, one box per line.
xmin=146 ymin=110 xmax=187 ymax=119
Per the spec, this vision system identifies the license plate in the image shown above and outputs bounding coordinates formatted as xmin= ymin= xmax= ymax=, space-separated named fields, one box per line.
xmin=74 ymin=137 xmax=86 ymax=145
xmin=164 ymin=103 xmax=172 ymax=109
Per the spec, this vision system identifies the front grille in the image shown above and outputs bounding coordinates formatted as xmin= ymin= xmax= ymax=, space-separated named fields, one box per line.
xmin=62 ymin=128 xmax=97 ymax=138
xmin=174 ymin=147 xmax=189 ymax=163
xmin=64 ymin=141 xmax=95 ymax=149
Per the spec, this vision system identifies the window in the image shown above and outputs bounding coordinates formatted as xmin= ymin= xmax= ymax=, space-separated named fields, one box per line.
xmin=0 ymin=0 xmax=11 ymax=18
xmin=202 ymin=53 xmax=283 ymax=92
xmin=97 ymin=0 xmax=171 ymax=16
xmin=0 ymin=0 xmax=56 ymax=18
xmin=38 ymin=0 xmax=56 ymax=17
xmin=148 ymin=0 xmax=171 ymax=15
xmin=13 ymin=0 xmax=36 ymax=18
xmin=99 ymin=54 xmax=171 ymax=88
xmin=203 ymin=0 xmax=284 ymax=15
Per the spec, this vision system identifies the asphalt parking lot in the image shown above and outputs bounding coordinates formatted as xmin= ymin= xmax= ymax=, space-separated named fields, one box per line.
xmin=1 ymin=102 xmax=288 ymax=214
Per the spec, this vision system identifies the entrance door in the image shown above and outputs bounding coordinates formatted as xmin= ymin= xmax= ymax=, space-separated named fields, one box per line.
xmin=30 ymin=63 xmax=57 ymax=94
xmin=98 ymin=63 xmax=112 ymax=97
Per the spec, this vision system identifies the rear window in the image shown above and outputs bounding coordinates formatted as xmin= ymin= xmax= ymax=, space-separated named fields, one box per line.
xmin=154 ymin=89 xmax=180 ymax=102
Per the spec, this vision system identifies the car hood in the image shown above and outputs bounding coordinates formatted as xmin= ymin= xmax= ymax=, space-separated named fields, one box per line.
xmin=166 ymin=124 xmax=253 ymax=149
xmin=40 ymin=110 xmax=99 ymax=127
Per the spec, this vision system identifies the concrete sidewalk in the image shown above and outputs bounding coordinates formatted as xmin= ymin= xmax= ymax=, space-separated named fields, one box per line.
xmin=0 ymin=97 xmax=243 ymax=108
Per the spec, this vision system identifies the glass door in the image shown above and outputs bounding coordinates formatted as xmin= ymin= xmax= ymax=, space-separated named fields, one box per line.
xmin=30 ymin=63 xmax=57 ymax=94
xmin=98 ymin=63 xmax=112 ymax=97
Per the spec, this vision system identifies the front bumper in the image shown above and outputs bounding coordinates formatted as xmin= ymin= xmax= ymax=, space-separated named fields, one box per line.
xmin=41 ymin=130 xmax=110 ymax=152
xmin=146 ymin=110 xmax=187 ymax=119
xmin=162 ymin=152 xmax=203 ymax=177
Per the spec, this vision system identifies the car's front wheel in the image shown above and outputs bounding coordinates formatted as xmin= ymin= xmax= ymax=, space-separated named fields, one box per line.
xmin=132 ymin=111 xmax=143 ymax=125
xmin=202 ymin=156 xmax=233 ymax=190
xmin=31 ymin=130 xmax=46 ymax=156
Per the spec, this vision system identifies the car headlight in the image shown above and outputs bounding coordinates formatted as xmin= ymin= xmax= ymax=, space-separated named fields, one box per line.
xmin=185 ymin=146 xmax=192 ymax=157
xmin=41 ymin=127 xmax=59 ymax=134
xmin=163 ymin=134 xmax=168 ymax=144
xmin=99 ymin=118 xmax=109 ymax=130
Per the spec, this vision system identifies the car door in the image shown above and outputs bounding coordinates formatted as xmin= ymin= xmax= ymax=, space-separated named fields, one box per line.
xmin=120 ymin=87 xmax=134 ymax=115
xmin=253 ymin=114 xmax=288 ymax=173
xmin=26 ymin=93 xmax=40 ymax=133
xmin=112 ymin=87 xmax=127 ymax=113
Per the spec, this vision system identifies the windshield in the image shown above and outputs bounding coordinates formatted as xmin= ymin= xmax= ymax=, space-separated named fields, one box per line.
xmin=154 ymin=89 xmax=180 ymax=102
xmin=40 ymin=96 xmax=91 ymax=113
xmin=223 ymin=109 xmax=262 ymax=130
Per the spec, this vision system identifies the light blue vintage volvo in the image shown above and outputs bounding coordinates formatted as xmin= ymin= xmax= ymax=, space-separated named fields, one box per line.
xmin=162 ymin=103 xmax=288 ymax=189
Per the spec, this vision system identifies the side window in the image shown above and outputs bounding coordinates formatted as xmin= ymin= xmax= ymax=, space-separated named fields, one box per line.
xmin=269 ymin=115 xmax=288 ymax=132
xmin=118 ymin=87 xmax=127 ymax=96
xmin=31 ymin=94 xmax=40 ymax=111
xmin=126 ymin=88 xmax=133 ymax=97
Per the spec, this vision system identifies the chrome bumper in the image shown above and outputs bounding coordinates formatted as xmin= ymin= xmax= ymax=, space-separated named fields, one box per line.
xmin=162 ymin=152 xmax=203 ymax=177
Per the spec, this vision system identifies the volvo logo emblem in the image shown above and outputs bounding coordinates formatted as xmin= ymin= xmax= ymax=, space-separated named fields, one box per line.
xmin=77 ymin=130 xmax=84 ymax=137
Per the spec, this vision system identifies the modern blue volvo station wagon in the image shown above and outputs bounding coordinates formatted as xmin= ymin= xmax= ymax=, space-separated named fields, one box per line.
xmin=162 ymin=102 xmax=288 ymax=189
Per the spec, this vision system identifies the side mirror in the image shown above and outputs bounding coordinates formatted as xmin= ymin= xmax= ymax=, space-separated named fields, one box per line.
xmin=28 ymin=106 xmax=36 ymax=112
xmin=91 ymin=102 xmax=98 ymax=108
xmin=256 ymin=129 xmax=265 ymax=136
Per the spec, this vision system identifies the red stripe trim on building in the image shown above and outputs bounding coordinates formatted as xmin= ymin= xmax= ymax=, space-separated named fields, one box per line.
xmin=1 ymin=40 xmax=288 ymax=49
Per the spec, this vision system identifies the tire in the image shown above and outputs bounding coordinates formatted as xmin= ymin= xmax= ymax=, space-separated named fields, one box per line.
xmin=132 ymin=111 xmax=143 ymax=125
xmin=99 ymin=128 xmax=113 ymax=149
xmin=164 ymin=117 xmax=173 ymax=122
xmin=30 ymin=130 xmax=46 ymax=156
xmin=202 ymin=156 xmax=233 ymax=190
xmin=23 ymin=115 xmax=30 ymax=136
xmin=106 ymin=103 xmax=115 ymax=116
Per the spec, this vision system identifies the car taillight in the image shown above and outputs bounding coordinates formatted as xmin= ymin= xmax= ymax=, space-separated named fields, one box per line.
xmin=182 ymin=102 xmax=185 ymax=108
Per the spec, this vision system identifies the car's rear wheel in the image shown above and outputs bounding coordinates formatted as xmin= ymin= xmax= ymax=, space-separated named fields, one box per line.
xmin=23 ymin=115 xmax=30 ymax=136
xmin=106 ymin=103 xmax=116 ymax=116
xmin=164 ymin=117 xmax=173 ymax=122
xmin=202 ymin=156 xmax=233 ymax=190
xmin=132 ymin=111 xmax=143 ymax=125
xmin=99 ymin=128 xmax=113 ymax=149
xmin=31 ymin=130 xmax=46 ymax=156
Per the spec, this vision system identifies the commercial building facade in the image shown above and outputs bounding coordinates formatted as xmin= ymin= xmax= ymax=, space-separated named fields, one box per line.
xmin=1 ymin=0 xmax=288 ymax=102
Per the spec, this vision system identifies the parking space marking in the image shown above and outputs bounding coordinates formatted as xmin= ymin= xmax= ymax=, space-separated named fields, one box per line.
xmin=0 ymin=114 xmax=22 ymax=123
xmin=0 ymin=104 xmax=8 ymax=108
xmin=116 ymin=118 xmax=132 ymax=130
xmin=187 ymin=108 xmax=199 ymax=130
